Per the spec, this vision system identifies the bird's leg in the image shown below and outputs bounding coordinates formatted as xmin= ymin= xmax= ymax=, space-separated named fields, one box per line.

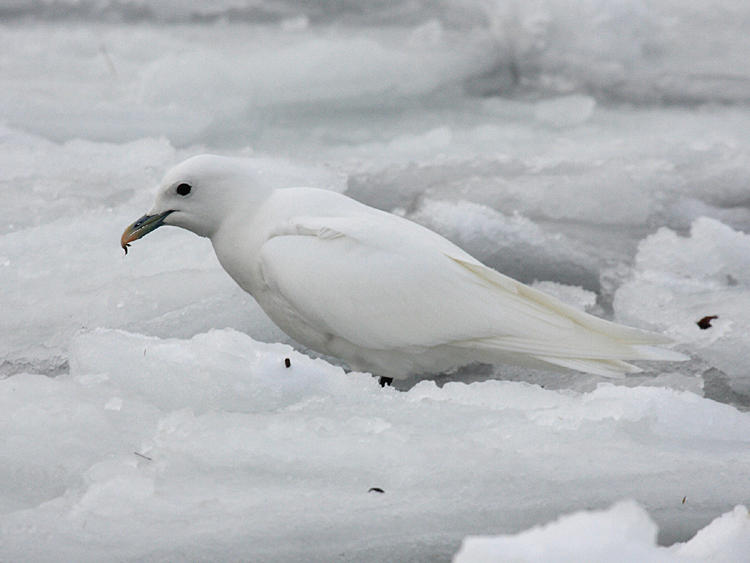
xmin=378 ymin=376 xmax=393 ymax=387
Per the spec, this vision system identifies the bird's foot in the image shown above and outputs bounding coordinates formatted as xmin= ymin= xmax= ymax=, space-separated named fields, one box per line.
xmin=378 ymin=376 xmax=394 ymax=387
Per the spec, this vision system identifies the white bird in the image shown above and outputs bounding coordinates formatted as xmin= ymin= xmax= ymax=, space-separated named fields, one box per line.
xmin=121 ymin=155 xmax=686 ymax=384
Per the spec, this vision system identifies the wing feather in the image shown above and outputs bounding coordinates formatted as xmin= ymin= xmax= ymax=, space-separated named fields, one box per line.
xmin=258 ymin=213 xmax=681 ymax=366
xmin=259 ymin=216 xmax=502 ymax=349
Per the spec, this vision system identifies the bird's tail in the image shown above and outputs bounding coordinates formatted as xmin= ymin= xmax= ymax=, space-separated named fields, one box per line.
xmin=537 ymin=344 xmax=687 ymax=378
xmin=460 ymin=336 xmax=688 ymax=378
xmin=448 ymin=257 xmax=689 ymax=378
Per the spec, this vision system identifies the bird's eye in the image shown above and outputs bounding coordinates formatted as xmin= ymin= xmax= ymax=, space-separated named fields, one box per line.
xmin=176 ymin=183 xmax=192 ymax=196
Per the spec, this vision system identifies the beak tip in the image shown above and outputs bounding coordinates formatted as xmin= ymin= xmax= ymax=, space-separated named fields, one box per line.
xmin=120 ymin=231 xmax=134 ymax=254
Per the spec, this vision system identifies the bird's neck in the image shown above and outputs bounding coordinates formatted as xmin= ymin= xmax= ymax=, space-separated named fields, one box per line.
xmin=209 ymin=204 xmax=269 ymax=297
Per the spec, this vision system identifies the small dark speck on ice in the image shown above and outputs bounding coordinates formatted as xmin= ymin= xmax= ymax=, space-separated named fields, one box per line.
xmin=697 ymin=315 xmax=718 ymax=329
xmin=284 ymin=358 xmax=291 ymax=368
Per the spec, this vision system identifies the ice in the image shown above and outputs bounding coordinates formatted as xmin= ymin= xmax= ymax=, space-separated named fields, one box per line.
xmin=455 ymin=501 xmax=750 ymax=563
xmin=614 ymin=218 xmax=750 ymax=403
xmin=0 ymin=22 xmax=494 ymax=145
xmin=408 ymin=199 xmax=602 ymax=291
xmin=2 ymin=329 xmax=749 ymax=561
xmin=675 ymin=506 xmax=750 ymax=561
xmin=4 ymin=1 xmax=750 ymax=560
xmin=7 ymin=1 xmax=750 ymax=103
xmin=476 ymin=0 xmax=750 ymax=104
xmin=534 ymin=95 xmax=596 ymax=128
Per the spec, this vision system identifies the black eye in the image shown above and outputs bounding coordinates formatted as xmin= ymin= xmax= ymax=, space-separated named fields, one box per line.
xmin=176 ymin=183 xmax=192 ymax=196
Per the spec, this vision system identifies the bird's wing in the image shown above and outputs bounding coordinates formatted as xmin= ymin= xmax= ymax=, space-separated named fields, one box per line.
xmin=258 ymin=213 xmax=677 ymax=360
xmin=258 ymin=214 xmax=504 ymax=350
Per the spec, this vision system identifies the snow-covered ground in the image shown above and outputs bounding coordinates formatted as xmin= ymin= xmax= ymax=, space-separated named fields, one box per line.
xmin=2 ymin=1 xmax=750 ymax=561
xmin=456 ymin=501 xmax=750 ymax=562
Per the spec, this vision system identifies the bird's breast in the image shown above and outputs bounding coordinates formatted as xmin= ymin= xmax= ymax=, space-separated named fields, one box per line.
xmin=209 ymin=220 xmax=336 ymax=354
xmin=210 ymin=225 xmax=265 ymax=297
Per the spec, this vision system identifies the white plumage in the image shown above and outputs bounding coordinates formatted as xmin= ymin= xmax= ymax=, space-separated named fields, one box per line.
xmin=122 ymin=155 xmax=686 ymax=380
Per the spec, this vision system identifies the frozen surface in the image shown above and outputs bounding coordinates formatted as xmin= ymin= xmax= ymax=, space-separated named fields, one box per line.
xmin=5 ymin=0 xmax=750 ymax=105
xmin=3 ymin=1 xmax=750 ymax=561
xmin=2 ymin=330 xmax=749 ymax=562
xmin=615 ymin=218 xmax=750 ymax=402
xmin=455 ymin=501 xmax=750 ymax=563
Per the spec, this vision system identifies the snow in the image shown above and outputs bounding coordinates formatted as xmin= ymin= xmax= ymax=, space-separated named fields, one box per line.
xmin=2 ymin=329 xmax=749 ymax=561
xmin=615 ymin=218 xmax=750 ymax=401
xmin=3 ymin=1 xmax=750 ymax=561
xmin=455 ymin=501 xmax=750 ymax=563
xmin=534 ymin=95 xmax=596 ymax=128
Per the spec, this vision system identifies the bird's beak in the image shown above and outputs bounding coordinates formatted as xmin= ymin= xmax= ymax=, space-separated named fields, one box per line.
xmin=120 ymin=210 xmax=174 ymax=254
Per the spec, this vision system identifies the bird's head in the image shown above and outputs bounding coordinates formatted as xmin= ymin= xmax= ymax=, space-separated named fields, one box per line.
xmin=121 ymin=154 xmax=265 ymax=253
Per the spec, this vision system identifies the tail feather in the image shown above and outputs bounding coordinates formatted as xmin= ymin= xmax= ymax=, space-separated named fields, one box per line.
xmin=457 ymin=334 xmax=685 ymax=363
xmin=538 ymin=357 xmax=642 ymax=378
xmin=457 ymin=334 xmax=689 ymax=378
xmin=452 ymin=257 xmax=673 ymax=345
xmin=448 ymin=256 xmax=688 ymax=377
xmin=515 ymin=282 xmax=673 ymax=346
xmin=632 ymin=345 xmax=689 ymax=362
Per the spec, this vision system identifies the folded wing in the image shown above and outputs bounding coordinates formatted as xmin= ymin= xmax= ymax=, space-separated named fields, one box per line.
xmin=258 ymin=213 xmax=685 ymax=376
